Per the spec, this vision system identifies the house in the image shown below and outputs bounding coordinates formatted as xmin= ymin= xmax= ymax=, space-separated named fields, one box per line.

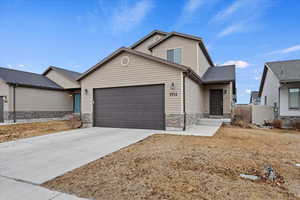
xmin=259 ymin=59 xmax=300 ymax=127
xmin=249 ymin=91 xmax=260 ymax=105
xmin=78 ymin=30 xmax=236 ymax=130
xmin=0 ymin=66 xmax=81 ymax=123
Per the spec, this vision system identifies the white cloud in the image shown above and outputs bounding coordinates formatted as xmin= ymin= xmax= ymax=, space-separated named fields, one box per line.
xmin=223 ymin=60 xmax=249 ymax=68
xmin=184 ymin=0 xmax=204 ymax=13
xmin=254 ymin=76 xmax=260 ymax=80
xmin=212 ymin=0 xmax=251 ymax=22
xmin=110 ymin=0 xmax=153 ymax=33
xmin=213 ymin=0 xmax=273 ymax=38
xmin=266 ymin=44 xmax=300 ymax=55
xmin=245 ymin=89 xmax=251 ymax=94
xmin=174 ymin=0 xmax=219 ymax=28
xmin=217 ymin=22 xmax=245 ymax=37
xmin=84 ymin=0 xmax=153 ymax=34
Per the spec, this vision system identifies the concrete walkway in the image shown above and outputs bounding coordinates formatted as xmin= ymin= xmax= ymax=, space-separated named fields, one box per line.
xmin=0 ymin=176 xmax=87 ymax=200
xmin=0 ymin=123 xmax=222 ymax=199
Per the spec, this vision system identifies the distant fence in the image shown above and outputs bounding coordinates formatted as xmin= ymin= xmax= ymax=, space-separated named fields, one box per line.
xmin=233 ymin=104 xmax=274 ymax=125
xmin=233 ymin=104 xmax=252 ymax=123
xmin=252 ymin=105 xmax=274 ymax=125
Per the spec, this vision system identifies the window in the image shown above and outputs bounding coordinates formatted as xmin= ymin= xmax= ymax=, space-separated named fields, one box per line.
xmin=289 ymin=88 xmax=300 ymax=109
xmin=264 ymin=96 xmax=267 ymax=105
xmin=167 ymin=48 xmax=182 ymax=64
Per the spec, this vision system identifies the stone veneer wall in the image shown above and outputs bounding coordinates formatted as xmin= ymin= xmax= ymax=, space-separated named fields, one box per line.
xmin=5 ymin=111 xmax=72 ymax=121
xmin=81 ymin=113 xmax=93 ymax=128
xmin=165 ymin=114 xmax=184 ymax=130
xmin=81 ymin=113 xmax=210 ymax=130
xmin=280 ymin=116 xmax=300 ymax=128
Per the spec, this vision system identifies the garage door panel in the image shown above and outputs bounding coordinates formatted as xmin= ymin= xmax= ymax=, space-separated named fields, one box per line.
xmin=94 ymin=85 xmax=165 ymax=130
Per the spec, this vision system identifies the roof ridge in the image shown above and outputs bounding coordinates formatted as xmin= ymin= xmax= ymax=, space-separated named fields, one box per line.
xmin=130 ymin=30 xmax=168 ymax=49
xmin=266 ymin=59 xmax=300 ymax=64
xmin=215 ymin=64 xmax=235 ymax=68
xmin=0 ymin=66 xmax=42 ymax=76
xmin=49 ymin=65 xmax=81 ymax=74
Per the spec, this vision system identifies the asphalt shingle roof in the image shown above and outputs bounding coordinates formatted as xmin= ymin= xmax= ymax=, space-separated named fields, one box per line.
xmin=0 ymin=67 xmax=63 ymax=89
xmin=202 ymin=65 xmax=236 ymax=83
xmin=266 ymin=59 xmax=300 ymax=82
xmin=44 ymin=66 xmax=81 ymax=81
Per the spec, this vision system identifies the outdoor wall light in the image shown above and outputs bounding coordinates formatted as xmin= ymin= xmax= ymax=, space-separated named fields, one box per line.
xmin=84 ymin=89 xmax=88 ymax=95
xmin=3 ymin=96 xmax=7 ymax=103
xmin=170 ymin=82 xmax=176 ymax=90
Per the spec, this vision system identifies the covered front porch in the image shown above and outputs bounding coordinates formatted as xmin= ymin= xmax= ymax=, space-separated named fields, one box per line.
xmin=202 ymin=82 xmax=236 ymax=119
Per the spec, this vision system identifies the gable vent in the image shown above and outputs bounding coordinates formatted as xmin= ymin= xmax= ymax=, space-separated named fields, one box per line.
xmin=121 ymin=56 xmax=130 ymax=66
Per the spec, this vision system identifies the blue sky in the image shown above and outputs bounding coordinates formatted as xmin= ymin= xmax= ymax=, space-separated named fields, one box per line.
xmin=0 ymin=0 xmax=300 ymax=103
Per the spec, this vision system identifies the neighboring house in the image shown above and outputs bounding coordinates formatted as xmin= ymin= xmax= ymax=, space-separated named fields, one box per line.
xmin=259 ymin=59 xmax=300 ymax=127
xmin=0 ymin=66 xmax=81 ymax=123
xmin=249 ymin=91 xmax=261 ymax=105
xmin=78 ymin=30 xmax=236 ymax=130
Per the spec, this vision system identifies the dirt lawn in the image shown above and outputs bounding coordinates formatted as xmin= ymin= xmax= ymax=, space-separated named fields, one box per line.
xmin=0 ymin=120 xmax=74 ymax=143
xmin=43 ymin=126 xmax=300 ymax=200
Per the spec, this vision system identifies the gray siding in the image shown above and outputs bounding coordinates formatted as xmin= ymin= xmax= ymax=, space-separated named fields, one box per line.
xmin=260 ymin=68 xmax=280 ymax=106
xmin=13 ymin=87 xmax=73 ymax=111
xmin=132 ymin=33 xmax=165 ymax=55
xmin=46 ymin=69 xmax=80 ymax=89
xmin=152 ymin=36 xmax=199 ymax=74
xmin=185 ymin=77 xmax=204 ymax=114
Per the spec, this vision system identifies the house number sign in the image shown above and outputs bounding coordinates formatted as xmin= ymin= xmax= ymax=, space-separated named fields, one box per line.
xmin=169 ymin=82 xmax=177 ymax=96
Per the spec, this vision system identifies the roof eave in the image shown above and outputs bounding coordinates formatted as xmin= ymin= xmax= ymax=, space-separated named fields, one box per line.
xmin=7 ymin=82 xmax=64 ymax=91
xmin=258 ymin=65 xmax=268 ymax=97
xmin=130 ymin=30 xmax=168 ymax=49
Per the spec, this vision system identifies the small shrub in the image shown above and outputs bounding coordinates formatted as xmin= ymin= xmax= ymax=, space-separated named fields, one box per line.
xmin=272 ymin=120 xmax=282 ymax=129
xmin=68 ymin=115 xmax=82 ymax=129
xmin=293 ymin=121 xmax=300 ymax=130
xmin=232 ymin=119 xmax=253 ymax=129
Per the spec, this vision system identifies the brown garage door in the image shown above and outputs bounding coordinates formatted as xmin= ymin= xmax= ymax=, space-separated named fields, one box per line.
xmin=93 ymin=84 xmax=165 ymax=130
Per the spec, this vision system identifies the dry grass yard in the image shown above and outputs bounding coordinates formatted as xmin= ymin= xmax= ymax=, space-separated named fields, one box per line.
xmin=43 ymin=126 xmax=300 ymax=200
xmin=0 ymin=120 xmax=74 ymax=143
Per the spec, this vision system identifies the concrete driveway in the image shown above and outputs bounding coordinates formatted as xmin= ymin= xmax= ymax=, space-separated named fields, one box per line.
xmin=0 ymin=127 xmax=156 ymax=185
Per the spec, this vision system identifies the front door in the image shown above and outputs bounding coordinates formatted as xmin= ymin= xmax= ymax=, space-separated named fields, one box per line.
xmin=209 ymin=89 xmax=223 ymax=115
xmin=74 ymin=93 xmax=81 ymax=113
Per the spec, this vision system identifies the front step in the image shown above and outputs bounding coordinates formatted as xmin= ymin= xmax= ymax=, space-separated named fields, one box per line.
xmin=198 ymin=118 xmax=230 ymax=126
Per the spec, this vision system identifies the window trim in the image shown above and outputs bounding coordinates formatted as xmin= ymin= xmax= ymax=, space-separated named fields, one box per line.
xmin=166 ymin=47 xmax=182 ymax=64
xmin=288 ymin=87 xmax=300 ymax=110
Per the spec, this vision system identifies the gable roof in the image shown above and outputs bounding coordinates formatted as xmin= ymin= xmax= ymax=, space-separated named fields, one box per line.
xmin=0 ymin=67 xmax=63 ymax=90
xmin=147 ymin=31 xmax=214 ymax=66
xmin=43 ymin=66 xmax=81 ymax=82
xmin=259 ymin=59 xmax=300 ymax=96
xmin=266 ymin=59 xmax=300 ymax=82
xmin=250 ymin=91 xmax=260 ymax=104
xmin=130 ymin=30 xmax=168 ymax=49
xmin=77 ymin=47 xmax=202 ymax=84
xmin=202 ymin=65 xmax=235 ymax=83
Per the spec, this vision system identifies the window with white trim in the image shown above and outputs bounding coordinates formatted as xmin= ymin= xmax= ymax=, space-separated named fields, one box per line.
xmin=289 ymin=88 xmax=300 ymax=109
xmin=167 ymin=48 xmax=182 ymax=64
